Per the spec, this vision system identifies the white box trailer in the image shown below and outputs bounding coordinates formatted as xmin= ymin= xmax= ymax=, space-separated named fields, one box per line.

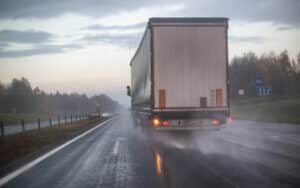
xmin=129 ymin=17 xmax=230 ymax=129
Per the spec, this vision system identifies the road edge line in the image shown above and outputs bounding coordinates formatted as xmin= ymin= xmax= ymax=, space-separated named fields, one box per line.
xmin=0 ymin=117 xmax=115 ymax=187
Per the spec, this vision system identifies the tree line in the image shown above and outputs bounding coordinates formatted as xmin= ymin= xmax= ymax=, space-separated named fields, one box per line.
xmin=1 ymin=50 xmax=299 ymax=114
xmin=0 ymin=78 xmax=121 ymax=114
xmin=229 ymin=50 xmax=300 ymax=98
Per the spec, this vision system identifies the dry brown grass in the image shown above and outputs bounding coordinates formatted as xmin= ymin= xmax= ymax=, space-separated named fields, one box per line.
xmin=0 ymin=117 xmax=108 ymax=168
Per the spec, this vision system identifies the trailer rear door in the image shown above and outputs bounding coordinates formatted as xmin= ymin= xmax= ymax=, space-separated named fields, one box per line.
xmin=152 ymin=22 xmax=228 ymax=109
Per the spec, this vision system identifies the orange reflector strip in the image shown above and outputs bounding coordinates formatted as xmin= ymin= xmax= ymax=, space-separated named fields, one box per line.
xmin=159 ymin=89 xmax=166 ymax=108
xmin=216 ymin=88 xmax=223 ymax=107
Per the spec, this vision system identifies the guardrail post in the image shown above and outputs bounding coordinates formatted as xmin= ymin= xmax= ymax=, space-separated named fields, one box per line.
xmin=1 ymin=121 xmax=4 ymax=137
xmin=38 ymin=118 xmax=41 ymax=130
xmin=65 ymin=115 xmax=67 ymax=124
xmin=58 ymin=115 xmax=60 ymax=126
xmin=21 ymin=119 xmax=25 ymax=132
xmin=70 ymin=115 xmax=72 ymax=123
xmin=49 ymin=117 xmax=52 ymax=127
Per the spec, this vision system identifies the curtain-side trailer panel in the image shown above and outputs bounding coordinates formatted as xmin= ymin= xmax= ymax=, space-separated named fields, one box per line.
xmin=130 ymin=28 xmax=152 ymax=111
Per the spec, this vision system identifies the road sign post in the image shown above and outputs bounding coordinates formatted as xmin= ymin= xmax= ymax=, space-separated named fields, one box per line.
xmin=58 ymin=116 xmax=60 ymax=126
xmin=0 ymin=121 xmax=4 ymax=137
xmin=21 ymin=119 xmax=25 ymax=132
xmin=38 ymin=118 xmax=41 ymax=130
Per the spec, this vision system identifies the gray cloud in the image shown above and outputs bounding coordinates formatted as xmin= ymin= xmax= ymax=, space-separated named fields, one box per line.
xmin=0 ymin=43 xmax=9 ymax=50
xmin=81 ymin=33 xmax=142 ymax=48
xmin=0 ymin=43 xmax=82 ymax=58
xmin=0 ymin=30 xmax=53 ymax=44
xmin=84 ymin=22 xmax=146 ymax=31
xmin=0 ymin=0 xmax=169 ymax=19
xmin=81 ymin=22 xmax=146 ymax=48
xmin=186 ymin=0 xmax=300 ymax=26
xmin=229 ymin=36 xmax=267 ymax=43
xmin=0 ymin=0 xmax=298 ymax=57
xmin=0 ymin=43 xmax=8 ymax=47
xmin=276 ymin=26 xmax=295 ymax=31
xmin=0 ymin=29 xmax=83 ymax=57
xmin=0 ymin=0 xmax=299 ymax=27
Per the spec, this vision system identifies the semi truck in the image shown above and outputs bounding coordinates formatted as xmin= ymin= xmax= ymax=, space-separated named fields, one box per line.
xmin=128 ymin=17 xmax=230 ymax=130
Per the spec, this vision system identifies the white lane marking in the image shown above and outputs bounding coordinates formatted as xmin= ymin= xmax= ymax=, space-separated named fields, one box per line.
xmin=113 ymin=140 xmax=120 ymax=155
xmin=0 ymin=117 xmax=115 ymax=187
xmin=112 ymin=137 xmax=126 ymax=155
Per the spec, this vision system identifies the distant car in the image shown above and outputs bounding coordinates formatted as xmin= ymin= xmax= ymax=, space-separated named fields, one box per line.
xmin=101 ymin=113 xmax=111 ymax=117
xmin=89 ymin=112 xmax=101 ymax=119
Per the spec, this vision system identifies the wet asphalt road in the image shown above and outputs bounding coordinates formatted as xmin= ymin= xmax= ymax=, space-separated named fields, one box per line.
xmin=2 ymin=110 xmax=300 ymax=188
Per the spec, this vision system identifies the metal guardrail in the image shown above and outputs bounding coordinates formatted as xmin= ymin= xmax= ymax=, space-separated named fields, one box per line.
xmin=0 ymin=114 xmax=89 ymax=137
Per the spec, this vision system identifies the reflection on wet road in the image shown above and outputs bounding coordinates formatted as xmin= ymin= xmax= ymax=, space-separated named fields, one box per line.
xmin=153 ymin=150 xmax=173 ymax=188
xmin=1 ymin=110 xmax=300 ymax=188
xmin=154 ymin=151 xmax=162 ymax=176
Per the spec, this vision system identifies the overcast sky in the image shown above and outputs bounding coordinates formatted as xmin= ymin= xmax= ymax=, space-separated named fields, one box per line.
xmin=0 ymin=0 xmax=299 ymax=106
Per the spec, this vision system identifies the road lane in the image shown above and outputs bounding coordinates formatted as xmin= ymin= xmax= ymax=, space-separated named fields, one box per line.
xmin=1 ymin=111 xmax=300 ymax=188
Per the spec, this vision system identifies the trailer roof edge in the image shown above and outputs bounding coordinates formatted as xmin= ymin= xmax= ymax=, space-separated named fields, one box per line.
xmin=149 ymin=17 xmax=228 ymax=24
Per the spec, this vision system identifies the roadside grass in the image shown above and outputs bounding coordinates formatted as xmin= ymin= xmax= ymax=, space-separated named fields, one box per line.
xmin=231 ymin=96 xmax=300 ymax=124
xmin=0 ymin=113 xmax=54 ymax=125
xmin=0 ymin=117 xmax=109 ymax=169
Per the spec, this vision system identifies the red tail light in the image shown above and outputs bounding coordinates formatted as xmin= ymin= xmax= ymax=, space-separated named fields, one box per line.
xmin=162 ymin=120 xmax=169 ymax=126
xmin=212 ymin=119 xmax=219 ymax=126
xmin=227 ymin=117 xmax=233 ymax=123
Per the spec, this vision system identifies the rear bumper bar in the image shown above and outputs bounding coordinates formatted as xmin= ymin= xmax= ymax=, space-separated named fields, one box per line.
xmin=152 ymin=109 xmax=229 ymax=120
xmin=155 ymin=125 xmax=224 ymax=131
